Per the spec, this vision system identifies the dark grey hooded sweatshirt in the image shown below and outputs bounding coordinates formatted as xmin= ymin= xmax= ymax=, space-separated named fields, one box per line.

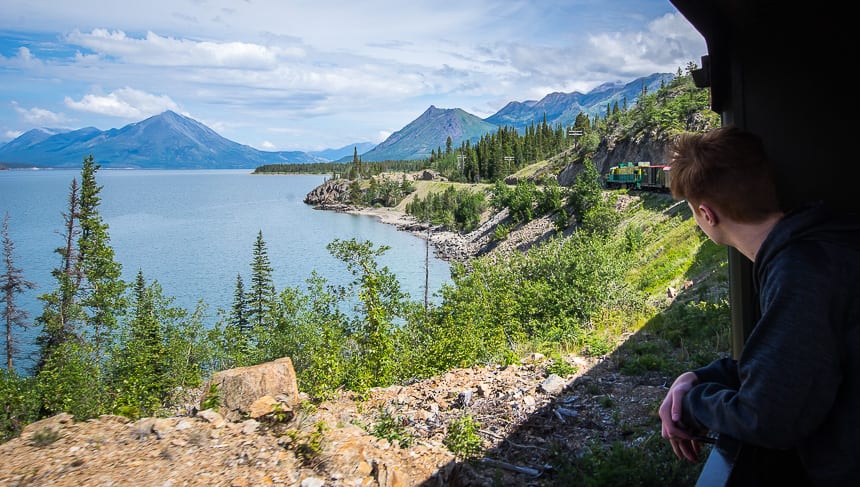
xmin=682 ymin=202 xmax=860 ymax=485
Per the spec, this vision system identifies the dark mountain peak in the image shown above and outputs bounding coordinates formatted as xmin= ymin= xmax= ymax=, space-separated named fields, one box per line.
xmin=420 ymin=105 xmax=452 ymax=118
xmin=360 ymin=105 xmax=496 ymax=161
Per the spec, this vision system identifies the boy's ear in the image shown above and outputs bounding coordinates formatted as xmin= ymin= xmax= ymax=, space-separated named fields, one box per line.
xmin=698 ymin=203 xmax=719 ymax=226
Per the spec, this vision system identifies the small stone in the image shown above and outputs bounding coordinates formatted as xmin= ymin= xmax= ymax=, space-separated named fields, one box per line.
xmin=540 ymin=374 xmax=567 ymax=395
xmin=197 ymin=409 xmax=226 ymax=429
xmin=241 ymin=419 xmax=259 ymax=435
xmin=249 ymin=395 xmax=278 ymax=419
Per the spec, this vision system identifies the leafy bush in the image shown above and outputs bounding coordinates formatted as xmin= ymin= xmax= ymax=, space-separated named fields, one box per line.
xmin=0 ymin=370 xmax=39 ymax=442
xmin=405 ymin=186 xmax=487 ymax=232
xmin=492 ymin=223 xmax=511 ymax=241
xmin=546 ymin=354 xmax=578 ymax=377
xmin=444 ymin=414 xmax=483 ymax=460
xmin=200 ymin=382 xmax=220 ymax=410
xmin=370 ymin=407 xmax=414 ymax=448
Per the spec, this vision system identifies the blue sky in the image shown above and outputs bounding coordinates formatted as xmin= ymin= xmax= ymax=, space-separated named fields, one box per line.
xmin=0 ymin=0 xmax=706 ymax=152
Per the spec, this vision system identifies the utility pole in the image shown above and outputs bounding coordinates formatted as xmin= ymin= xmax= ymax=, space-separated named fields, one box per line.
xmin=568 ymin=129 xmax=583 ymax=149
xmin=503 ymin=156 xmax=515 ymax=175
xmin=424 ymin=206 xmax=430 ymax=318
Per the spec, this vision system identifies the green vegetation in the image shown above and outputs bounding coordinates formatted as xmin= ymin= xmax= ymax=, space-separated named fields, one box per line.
xmin=254 ymin=159 xmax=426 ymax=177
xmin=545 ymin=353 xmax=578 ymax=377
xmin=444 ymin=414 xmax=484 ymax=460
xmin=0 ymin=66 xmax=728 ymax=485
xmin=405 ymin=185 xmax=487 ymax=232
xmin=369 ymin=406 xmax=415 ymax=448
xmin=550 ymin=436 xmax=703 ymax=486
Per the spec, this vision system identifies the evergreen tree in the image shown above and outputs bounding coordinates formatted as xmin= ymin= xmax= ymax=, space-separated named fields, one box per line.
xmin=2 ymin=213 xmax=35 ymax=372
xmin=35 ymin=178 xmax=83 ymax=369
xmin=230 ymin=273 xmax=250 ymax=333
xmin=569 ymin=159 xmax=604 ymax=223
xmin=77 ymin=155 xmax=126 ymax=360
xmin=247 ymin=230 xmax=275 ymax=328
xmin=110 ymin=270 xmax=166 ymax=416
xmin=33 ymin=157 xmax=125 ymax=417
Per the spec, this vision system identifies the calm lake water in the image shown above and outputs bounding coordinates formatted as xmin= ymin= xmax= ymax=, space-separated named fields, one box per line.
xmin=0 ymin=169 xmax=451 ymax=369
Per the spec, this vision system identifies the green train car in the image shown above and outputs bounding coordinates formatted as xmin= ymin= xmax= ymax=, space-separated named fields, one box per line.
xmin=605 ymin=162 xmax=671 ymax=191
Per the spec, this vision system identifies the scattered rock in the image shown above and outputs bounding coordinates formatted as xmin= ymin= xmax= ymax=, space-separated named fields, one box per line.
xmin=1 ymin=354 xmax=669 ymax=486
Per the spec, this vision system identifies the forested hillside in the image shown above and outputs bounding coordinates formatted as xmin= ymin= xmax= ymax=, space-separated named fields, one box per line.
xmin=1 ymin=65 xmax=729 ymax=485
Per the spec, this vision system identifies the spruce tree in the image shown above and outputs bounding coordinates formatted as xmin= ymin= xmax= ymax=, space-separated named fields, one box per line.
xmin=35 ymin=178 xmax=83 ymax=369
xmin=247 ymin=231 xmax=275 ymax=328
xmin=111 ymin=270 xmax=166 ymax=416
xmin=230 ymin=273 xmax=249 ymax=333
xmin=77 ymin=155 xmax=126 ymax=360
xmin=2 ymin=213 xmax=36 ymax=372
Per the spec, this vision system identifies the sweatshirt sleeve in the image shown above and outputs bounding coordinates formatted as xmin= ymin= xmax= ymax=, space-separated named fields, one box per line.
xmin=682 ymin=243 xmax=843 ymax=449
xmin=692 ymin=357 xmax=740 ymax=389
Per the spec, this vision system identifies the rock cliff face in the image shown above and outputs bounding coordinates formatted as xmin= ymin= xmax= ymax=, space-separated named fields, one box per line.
xmin=558 ymin=130 xmax=670 ymax=187
xmin=558 ymin=112 xmax=718 ymax=187
xmin=303 ymin=178 xmax=351 ymax=209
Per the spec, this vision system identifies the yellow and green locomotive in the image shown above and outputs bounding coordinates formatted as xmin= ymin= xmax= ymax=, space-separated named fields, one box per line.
xmin=605 ymin=161 xmax=671 ymax=191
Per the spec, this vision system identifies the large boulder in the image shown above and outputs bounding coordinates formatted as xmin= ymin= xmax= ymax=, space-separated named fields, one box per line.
xmin=202 ymin=357 xmax=301 ymax=421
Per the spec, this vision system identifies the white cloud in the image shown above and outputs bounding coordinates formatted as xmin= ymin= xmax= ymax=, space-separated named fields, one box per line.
xmin=584 ymin=13 xmax=705 ymax=77
xmin=5 ymin=130 xmax=23 ymax=139
xmin=0 ymin=1 xmax=707 ymax=150
xmin=64 ymin=87 xmax=180 ymax=118
xmin=17 ymin=46 xmax=33 ymax=63
xmin=66 ymin=29 xmax=286 ymax=69
xmin=259 ymin=140 xmax=276 ymax=150
xmin=0 ymin=46 xmax=42 ymax=68
xmin=11 ymin=102 xmax=67 ymax=125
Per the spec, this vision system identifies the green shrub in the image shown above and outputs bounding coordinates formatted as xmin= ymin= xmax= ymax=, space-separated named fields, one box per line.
xmin=30 ymin=427 xmax=61 ymax=447
xmin=492 ymin=223 xmax=511 ymax=241
xmin=0 ymin=370 xmax=39 ymax=442
xmin=444 ymin=414 xmax=483 ymax=460
xmin=201 ymin=382 xmax=220 ymax=410
xmin=546 ymin=354 xmax=578 ymax=377
xmin=581 ymin=333 xmax=614 ymax=357
xmin=371 ymin=407 xmax=414 ymax=448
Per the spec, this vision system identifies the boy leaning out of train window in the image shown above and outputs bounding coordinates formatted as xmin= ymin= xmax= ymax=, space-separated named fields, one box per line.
xmin=657 ymin=126 xmax=860 ymax=486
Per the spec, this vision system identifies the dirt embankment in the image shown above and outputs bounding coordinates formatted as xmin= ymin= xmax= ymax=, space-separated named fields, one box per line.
xmin=1 ymin=353 xmax=670 ymax=487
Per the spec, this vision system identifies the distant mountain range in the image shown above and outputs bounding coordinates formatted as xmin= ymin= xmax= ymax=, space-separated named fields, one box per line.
xmin=310 ymin=142 xmax=376 ymax=162
xmin=0 ymin=73 xmax=674 ymax=168
xmin=0 ymin=111 xmax=327 ymax=169
xmin=485 ymin=72 xmax=672 ymax=129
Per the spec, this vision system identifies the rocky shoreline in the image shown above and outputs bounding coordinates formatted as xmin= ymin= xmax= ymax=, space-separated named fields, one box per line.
xmin=303 ymin=175 xmax=562 ymax=263
xmin=314 ymin=203 xmax=480 ymax=263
